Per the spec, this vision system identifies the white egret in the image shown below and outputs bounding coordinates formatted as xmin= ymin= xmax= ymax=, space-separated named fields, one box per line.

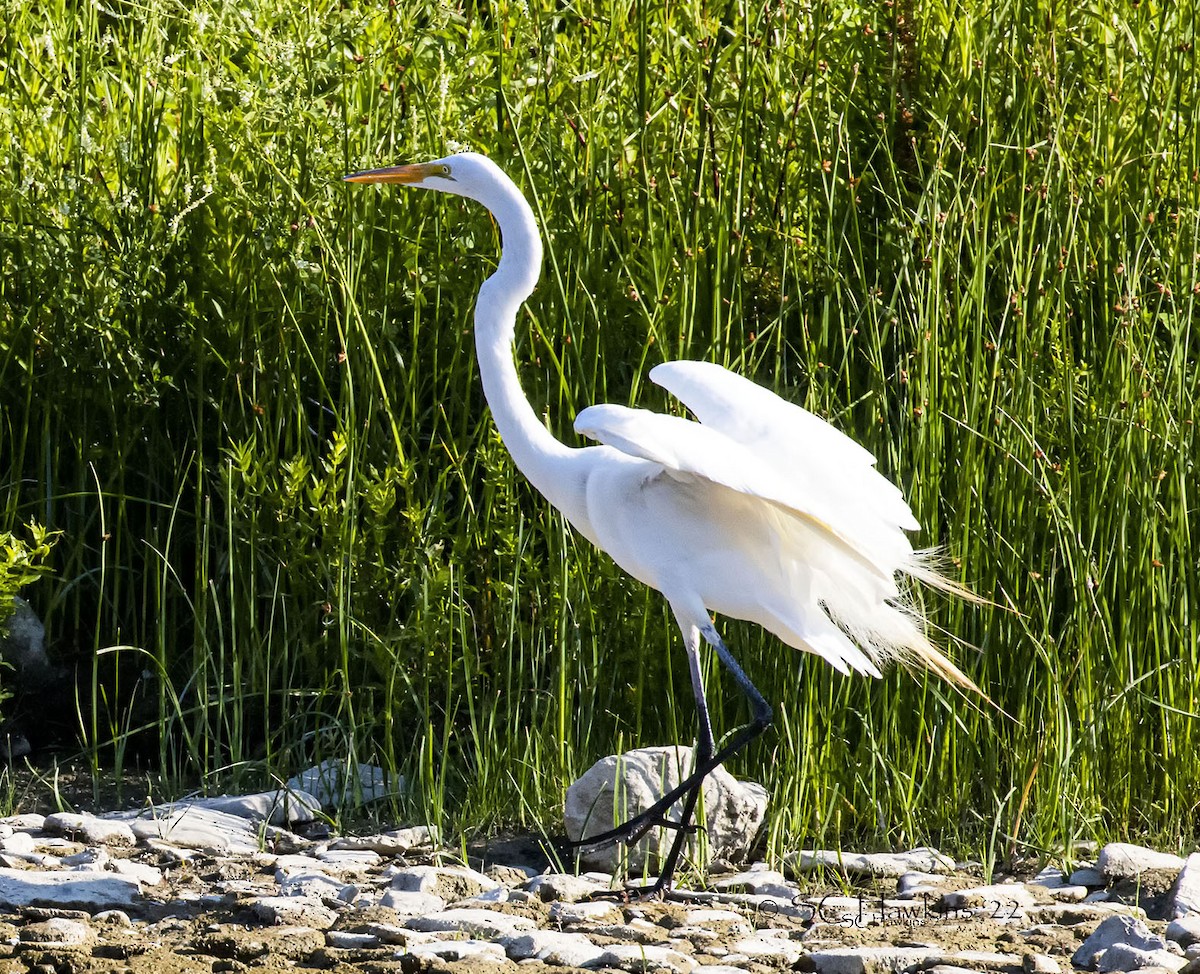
xmin=347 ymin=152 xmax=980 ymax=895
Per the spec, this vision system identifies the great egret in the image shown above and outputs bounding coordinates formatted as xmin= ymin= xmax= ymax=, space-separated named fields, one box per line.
xmin=347 ymin=152 xmax=979 ymax=894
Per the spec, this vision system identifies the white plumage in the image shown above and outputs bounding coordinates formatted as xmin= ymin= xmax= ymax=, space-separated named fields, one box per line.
xmin=347 ymin=151 xmax=978 ymax=893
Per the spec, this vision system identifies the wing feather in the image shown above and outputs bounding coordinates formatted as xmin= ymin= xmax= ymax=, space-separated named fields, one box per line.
xmin=573 ymin=402 xmax=893 ymax=588
xmin=650 ymin=360 xmax=919 ymax=568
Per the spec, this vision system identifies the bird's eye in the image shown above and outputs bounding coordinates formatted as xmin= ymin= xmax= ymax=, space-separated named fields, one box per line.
xmin=440 ymin=165 xmax=451 ymax=177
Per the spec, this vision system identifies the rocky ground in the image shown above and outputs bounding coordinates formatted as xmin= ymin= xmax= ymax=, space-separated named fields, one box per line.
xmin=0 ymin=787 xmax=1198 ymax=974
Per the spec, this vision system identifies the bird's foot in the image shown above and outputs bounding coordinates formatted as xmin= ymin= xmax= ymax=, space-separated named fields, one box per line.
xmin=583 ymin=877 xmax=673 ymax=902
xmin=568 ymin=812 xmax=701 ymax=853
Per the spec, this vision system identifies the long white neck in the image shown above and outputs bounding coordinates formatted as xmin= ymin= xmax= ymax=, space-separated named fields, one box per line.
xmin=469 ymin=179 xmax=589 ymax=523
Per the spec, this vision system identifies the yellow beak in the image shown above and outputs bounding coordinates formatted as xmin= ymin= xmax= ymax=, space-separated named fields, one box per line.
xmin=344 ymin=162 xmax=444 ymax=184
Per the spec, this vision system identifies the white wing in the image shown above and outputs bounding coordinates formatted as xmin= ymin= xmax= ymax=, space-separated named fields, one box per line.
xmin=573 ymin=402 xmax=893 ymax=589
xmin=574 ymin=363 xmax=974 ymax=688
xmin=649 ymin=360 xmax=919 ymax=568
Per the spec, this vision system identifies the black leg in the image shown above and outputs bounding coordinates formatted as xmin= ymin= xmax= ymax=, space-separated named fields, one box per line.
xmin=571 ymin=623 xmax=772 ymax=896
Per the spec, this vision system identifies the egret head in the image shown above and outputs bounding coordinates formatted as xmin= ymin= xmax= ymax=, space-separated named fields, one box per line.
xmin=345 ymin=152 xmax=506 ymax=206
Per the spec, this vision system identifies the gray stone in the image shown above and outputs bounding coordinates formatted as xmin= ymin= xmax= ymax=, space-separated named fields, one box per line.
xmin=404 ymin=938 xmax=509 ymax=963
xmin=523 ymin=871 xmax=610 ymax=902
xmin=1023 ymin=953 xmax=1062 ymax=974
xmin=329 ymin=826 xmax=439 ymax=854
xmin=18 ymin=916 xmax=93 ymax=947
xmin=0 ymin=867 xmax=142 ymax=910
xmin=804 ymin=946 xmax=940 ymax=974
xmin=378 ymin=889 xmax=446 ymax=915
xmin=1096 ymin=945 xmax=1187 ymax=973
xmin=0 ymin=596 xmax=54 ymax=681
xmin=326 ymin=930 xmax=380 ymax=949
xmin=564 ymin=745 xmax=767 ymax=873
xmin=248 ymin=896 xmax=338 ymax=928
xmin=110 ymin=804 xmax=288 ymax=855
xmin=108 ymin=859 xmax=163 ymax=886
xmin=386 ymin=863 xmax=499 ymax=899
xmin=598 ymin=943 xmax=696 ymax=973
xmin=1072 ymin=867 xmax=1108 ymax=887
xmin=787 ymin=846 xmax=956 ymax=878
xmin=1099 ymin=843 xmax=1187 ymax=880
xmin=501 ymin=929 xmax=609 ymax=966
xmin=1167 ymin=916 xmax=1200 ymax=947
xmin=938 ymin=883 xmax=1039 ymax=914
xmin=177 ymin=790 xmax=322 ymax=826
xmin=405 ymin=907 xmax=536 ymax=938
xmin=1172 ymin=854 xmax=1200 ymax=918
xmin=731 ymin=933 xmax=805 ymax=965
xmin=1073 ymin=914 xmax=1169 ymax=969
xmin=43 ymin=813 xmax=137 ymax=847
xmin=548 ymin=899 xmax=621 ymax=924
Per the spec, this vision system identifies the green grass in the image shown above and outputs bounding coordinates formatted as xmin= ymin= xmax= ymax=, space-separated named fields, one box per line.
xmin=0 ymin=0 xmax=1197 ymax=865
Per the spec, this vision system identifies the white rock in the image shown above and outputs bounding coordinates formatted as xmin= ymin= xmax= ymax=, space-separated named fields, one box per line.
xmin=326 ymin=930 xmax=380 ymax=949
xmin=712 ymin=867 xmax=790 ymax=892
xmin=939 ymin=883 xmax=1039 ymax=913
xmin=0 ymin=831 xmax=35 ymax=853
xmin=1098 ymin=843 xmax=1186 ymax=880
xmin=19 ymin=917 xmax=93 ymax=946
xmin=548 ymin=899 xmax=620 ymax=924
xmin=787 ymin=847 xmax=956 ymax=878
xmin=598 ymin=943 xmax=696 ymax=973
xmin=110 ymin=805 xmax=284 ymax=855
xmin=1073 ymin=914 xmax=1169 ymax=969
xmin=731 ymin=934 xmax=805 ymax=964
xmin=1166 ymin=915 xmax=1200 ymax=947
xmin=0 ymin=814 xmax=45 ymax=831
xmin=0 ymin=867 xmax=142 ymax=909
xmin=898 ymin=871 xmax=950 ymax=893
xmin=1030 ymin=867 xmax=1068 ymax=887
xmin=287 ymin=759 xmax=403 ymax=808
xmin=1171 ymin=853 xmax=1200 ymax=917
xmin=405 ymin=907 xmax=536 ymax=938
xmin=108 ymin=859 xmax=163 ymax=886
xmin=403 ymin=938 xmax=508 ymax=963
xmin=564 ymin=745 xmax=767 ymax=873
xmin=501 ymin=930 xmax=609 ymax=966
xmin=387 ymin=863 xmax=499 ymax=898
xmin=523 ymin=872 xmax=609 ymax=902
xmin=1024 ymin=954 xmax=1062 ymax=974
xmin=329 ymin=826 xmax=439 ymax=854
xmin=63 ymin=848 xmax=109 ymax=868
xmin=44 ymin=813 xmax=137 ymax=847
xmin=1071 ymin=867 xmax=1109 ymax=887
xmin=248 ymin=896 xmax=338 ymax=928
xmin=176 ymin=790 xmax=322 ymax=825
xmin=1096 ymin=945 xmax=1187 ymax=973
xmin=804 ymin=946 xmax=940 ymax=974
xmin=277 ymin=867 xmax=348 ymax=898
xmin=378 ymin=889 xmax=446 ymax=915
